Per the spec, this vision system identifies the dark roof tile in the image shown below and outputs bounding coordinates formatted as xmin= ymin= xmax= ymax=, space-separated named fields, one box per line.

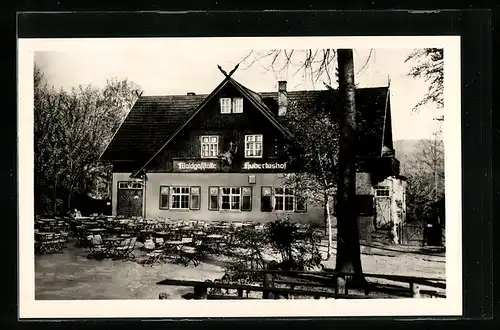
xmin=101 ymin=86 xmax=390 ymax=162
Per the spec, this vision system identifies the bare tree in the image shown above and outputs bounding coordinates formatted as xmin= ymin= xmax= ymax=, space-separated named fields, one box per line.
xmin=406 ymin=48 xmax=444 ymax=114
xmin=34 ymin=66 xmax=142 ymax=215
xmin=405 ymin=130 xmax=445 ymax=223
xmin=335 ymin=50 xmax=365 ymax=285
xmin=278 ymin=97 xmax=340 ymax=259
xmin=242 ymin=49 xmax=370 ymax=282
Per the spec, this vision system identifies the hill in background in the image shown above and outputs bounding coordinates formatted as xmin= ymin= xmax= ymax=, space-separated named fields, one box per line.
xmin=393 ymin=139 xmax=430 ymax=175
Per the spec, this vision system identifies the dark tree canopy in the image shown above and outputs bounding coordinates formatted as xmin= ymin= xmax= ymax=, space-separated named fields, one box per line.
xmin=406 ymin=48 xmax=444 ymax=112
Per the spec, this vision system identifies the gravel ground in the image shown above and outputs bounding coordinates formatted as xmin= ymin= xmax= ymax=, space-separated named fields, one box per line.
xmin=35 ymin=236 xmax=445 ymax=300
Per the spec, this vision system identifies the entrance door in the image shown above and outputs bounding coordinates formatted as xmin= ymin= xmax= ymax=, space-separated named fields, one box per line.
xmin=374 ymin=197 xmax=392 ymax=229
xmin=117 ymin=181 xmax=144 ymax=217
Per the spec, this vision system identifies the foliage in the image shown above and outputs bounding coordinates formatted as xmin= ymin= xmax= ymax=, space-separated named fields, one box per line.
xmin=266 ymin=216 xmax=323 ymax=271
xmin=406 ymin=48 xmax=444 ymax=112
xmin=404 ymin=133 xmax=445 ymax=223
xmin=279 ymin=98 xmax=339 ymax=202
xmin=34 ymin=65 xmax=143 ymax=215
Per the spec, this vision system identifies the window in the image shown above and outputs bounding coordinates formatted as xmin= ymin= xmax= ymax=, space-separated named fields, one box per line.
xmin=241 ymin=187 xmax=252 ymax=211
xmin=201 ymin=135 xmax=219 ymax=158
xmin=374 ymin=185 xmax=390 ymax=197
xmin=232 ymin=97 xmax=243 ymax=113
xmin=190 ymin=186 xmax=201 ymax=210
xmin=159 ymin=186 xmax=170 ymax=209
xmin=118 ymin=181 xmax=143 ymax=189
xmin=220 ymin=97 xmax=244 ymax=114
xmin=160 ymin=186 xmax=200 ymax=210
xmin=220 ymin=187 xmax=241 ymax=211
xmin=208 ymin=186 xmax=219 ymax=211
xmin=261 ymin=186 xmax=273 ymax=212
xmin=274 ymin=187 xmax=295 ymax=211
xmin=171 ymin=186 xmax=190 ymax=209
xmin=220 ymin=98 xmax=231 ymax=114
xmin=245 ymin=134 xmax=263 ymax=158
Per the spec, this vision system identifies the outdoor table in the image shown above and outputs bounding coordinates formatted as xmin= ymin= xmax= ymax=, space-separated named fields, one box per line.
xmin=102 ymin=237 xmax=125 ymax=257
xmin=158 ymin=240 xmax=188 ymax=261
xmin=205 ymin=234 xmax=225 ymax=252
xmin=36 ymin=231 xmax=55 ymax=236
xmin=155 ymin=231 xmax=170 ymax=238
xmin=86 ymin=228 xmax=107 ymax=233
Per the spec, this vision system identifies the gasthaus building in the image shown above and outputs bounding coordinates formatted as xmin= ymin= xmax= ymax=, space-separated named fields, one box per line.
xmin=100 ymin=70 xmax=405 ymax=226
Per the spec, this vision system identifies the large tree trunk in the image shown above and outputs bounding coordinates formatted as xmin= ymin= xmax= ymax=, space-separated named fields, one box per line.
xmin=334 ymin=49 xmax=365 ymax=284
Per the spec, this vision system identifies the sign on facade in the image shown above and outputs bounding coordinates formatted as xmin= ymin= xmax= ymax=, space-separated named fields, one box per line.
xmin=242 ymin=161 xmax=287 ymax=171
xmin=173 ymin=160 xmax=220 ymax=172
xmin=172 ymin=160 xmax=288 ymax=172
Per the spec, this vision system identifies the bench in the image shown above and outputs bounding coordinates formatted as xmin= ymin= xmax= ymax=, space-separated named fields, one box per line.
xmin=157 ymin=278 xmax=370 ymax=300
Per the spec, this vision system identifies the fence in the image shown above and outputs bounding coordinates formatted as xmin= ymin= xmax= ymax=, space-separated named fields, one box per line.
xmin=157 ymin=269 xmax=445 ymax=300
xmin=398 ymin=221 xmax=445 ymax=246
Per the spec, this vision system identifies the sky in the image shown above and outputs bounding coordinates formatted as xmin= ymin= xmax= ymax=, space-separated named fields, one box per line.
xmin=34 ymin=45 xmax=443 ymax=141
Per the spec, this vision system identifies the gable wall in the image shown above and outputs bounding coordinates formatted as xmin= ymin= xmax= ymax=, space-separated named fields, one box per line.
xmin=147 ymin=83 xmax=290 ymax=172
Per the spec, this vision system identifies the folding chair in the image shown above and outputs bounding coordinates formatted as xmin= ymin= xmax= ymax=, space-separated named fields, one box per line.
xmin=51 ymin=233 xmax=64 ymax=252
xmin=114 ymin=237 xmax=137 ymax=261
xmin=87 ymin=234 xmax=106 ymax=259
xmin=155 ymin=237 xmax=165 ymax=249
xmin=141 ymin=249 xmax=164 ymax=267
xmin=37 ymin=234 xmax=52 ymax=254
xmin=179 ymin=239 xmax=204 ymax=267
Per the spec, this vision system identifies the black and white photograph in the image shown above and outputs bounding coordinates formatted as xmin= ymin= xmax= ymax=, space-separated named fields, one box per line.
xmin=18 ymin=36 xmax=461 ymax=318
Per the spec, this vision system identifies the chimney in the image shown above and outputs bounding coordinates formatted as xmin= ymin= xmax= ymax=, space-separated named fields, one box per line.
xmin=278 ymin=81 xmax=287 ymax=116
xmin=187 ymin=92 xmax=196 ymax=96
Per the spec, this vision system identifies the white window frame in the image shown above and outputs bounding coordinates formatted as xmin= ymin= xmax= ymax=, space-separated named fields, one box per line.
xmin=170 ymin=186 xmax=190 ymax=210
xmin=220 ymin=187 xmax=241 ymax=211
xmin=245 ymin=134 xmax=263 ymax=158
xmin=220 ymin=97 xmax=232 ymax=114
xmin=274 ymin=187 xmax=295 ymax=212
xmin=232 ymin=97 xmax=243 ymax=113
xmin=200 ymin=135 xmax=219 ymax=158
xmin=374 ymin=185 xmax=390 ymax=197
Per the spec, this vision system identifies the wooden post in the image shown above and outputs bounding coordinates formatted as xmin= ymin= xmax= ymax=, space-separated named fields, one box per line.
xmin=410 ymin=281 xmax=421 ymax=298
xmin=193 ymin=285 xmax=207 ymax=300
xmin=237 ymin=288 xmax=243 ymax=298
xmin=262 ymin=271 xmax=274 ymax=299
xmin=336 ymin=275 xmax=347 ymax=296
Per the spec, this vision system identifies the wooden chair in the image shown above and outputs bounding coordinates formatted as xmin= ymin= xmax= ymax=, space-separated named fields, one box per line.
xmin=179 ymin=239 xmax=204 ymax=267
xmin=87 ymin=234 xmax=106 ymax=259
xmin=114 ymin=237 xmax=137 ymax=261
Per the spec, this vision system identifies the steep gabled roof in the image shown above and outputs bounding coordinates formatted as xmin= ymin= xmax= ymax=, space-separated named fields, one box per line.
xmin=126 ymin=77 xmax=294 ymax=177
xmin=99 ymin=94 xmax=207 ymax=163
xmin=100 ymin=79 xmax=392 ymax=176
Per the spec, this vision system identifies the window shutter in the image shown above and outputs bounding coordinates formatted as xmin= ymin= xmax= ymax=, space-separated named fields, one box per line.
xmin=159 ymin=186 xmax=169 ymax=209
xmin=241 ymin=186 xmax=252 ymax=211
xmin=209 ymin=186 xmax=219 ymax=211
xmin=190 ymin=186 xmax=201 ymax=210
xmin=261 ymin=186 xmax=273 ymax=212
xmin=295 ymin=193 xmax=307 ymax=213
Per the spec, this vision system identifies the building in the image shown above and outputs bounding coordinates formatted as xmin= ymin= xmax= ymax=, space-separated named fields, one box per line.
xmin=100 ymin=69 xmax=406 ymax=226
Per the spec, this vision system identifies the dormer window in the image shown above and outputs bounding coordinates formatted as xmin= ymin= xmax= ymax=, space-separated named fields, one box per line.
xmin=220 ymin=97 xmax=243 ymax=114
